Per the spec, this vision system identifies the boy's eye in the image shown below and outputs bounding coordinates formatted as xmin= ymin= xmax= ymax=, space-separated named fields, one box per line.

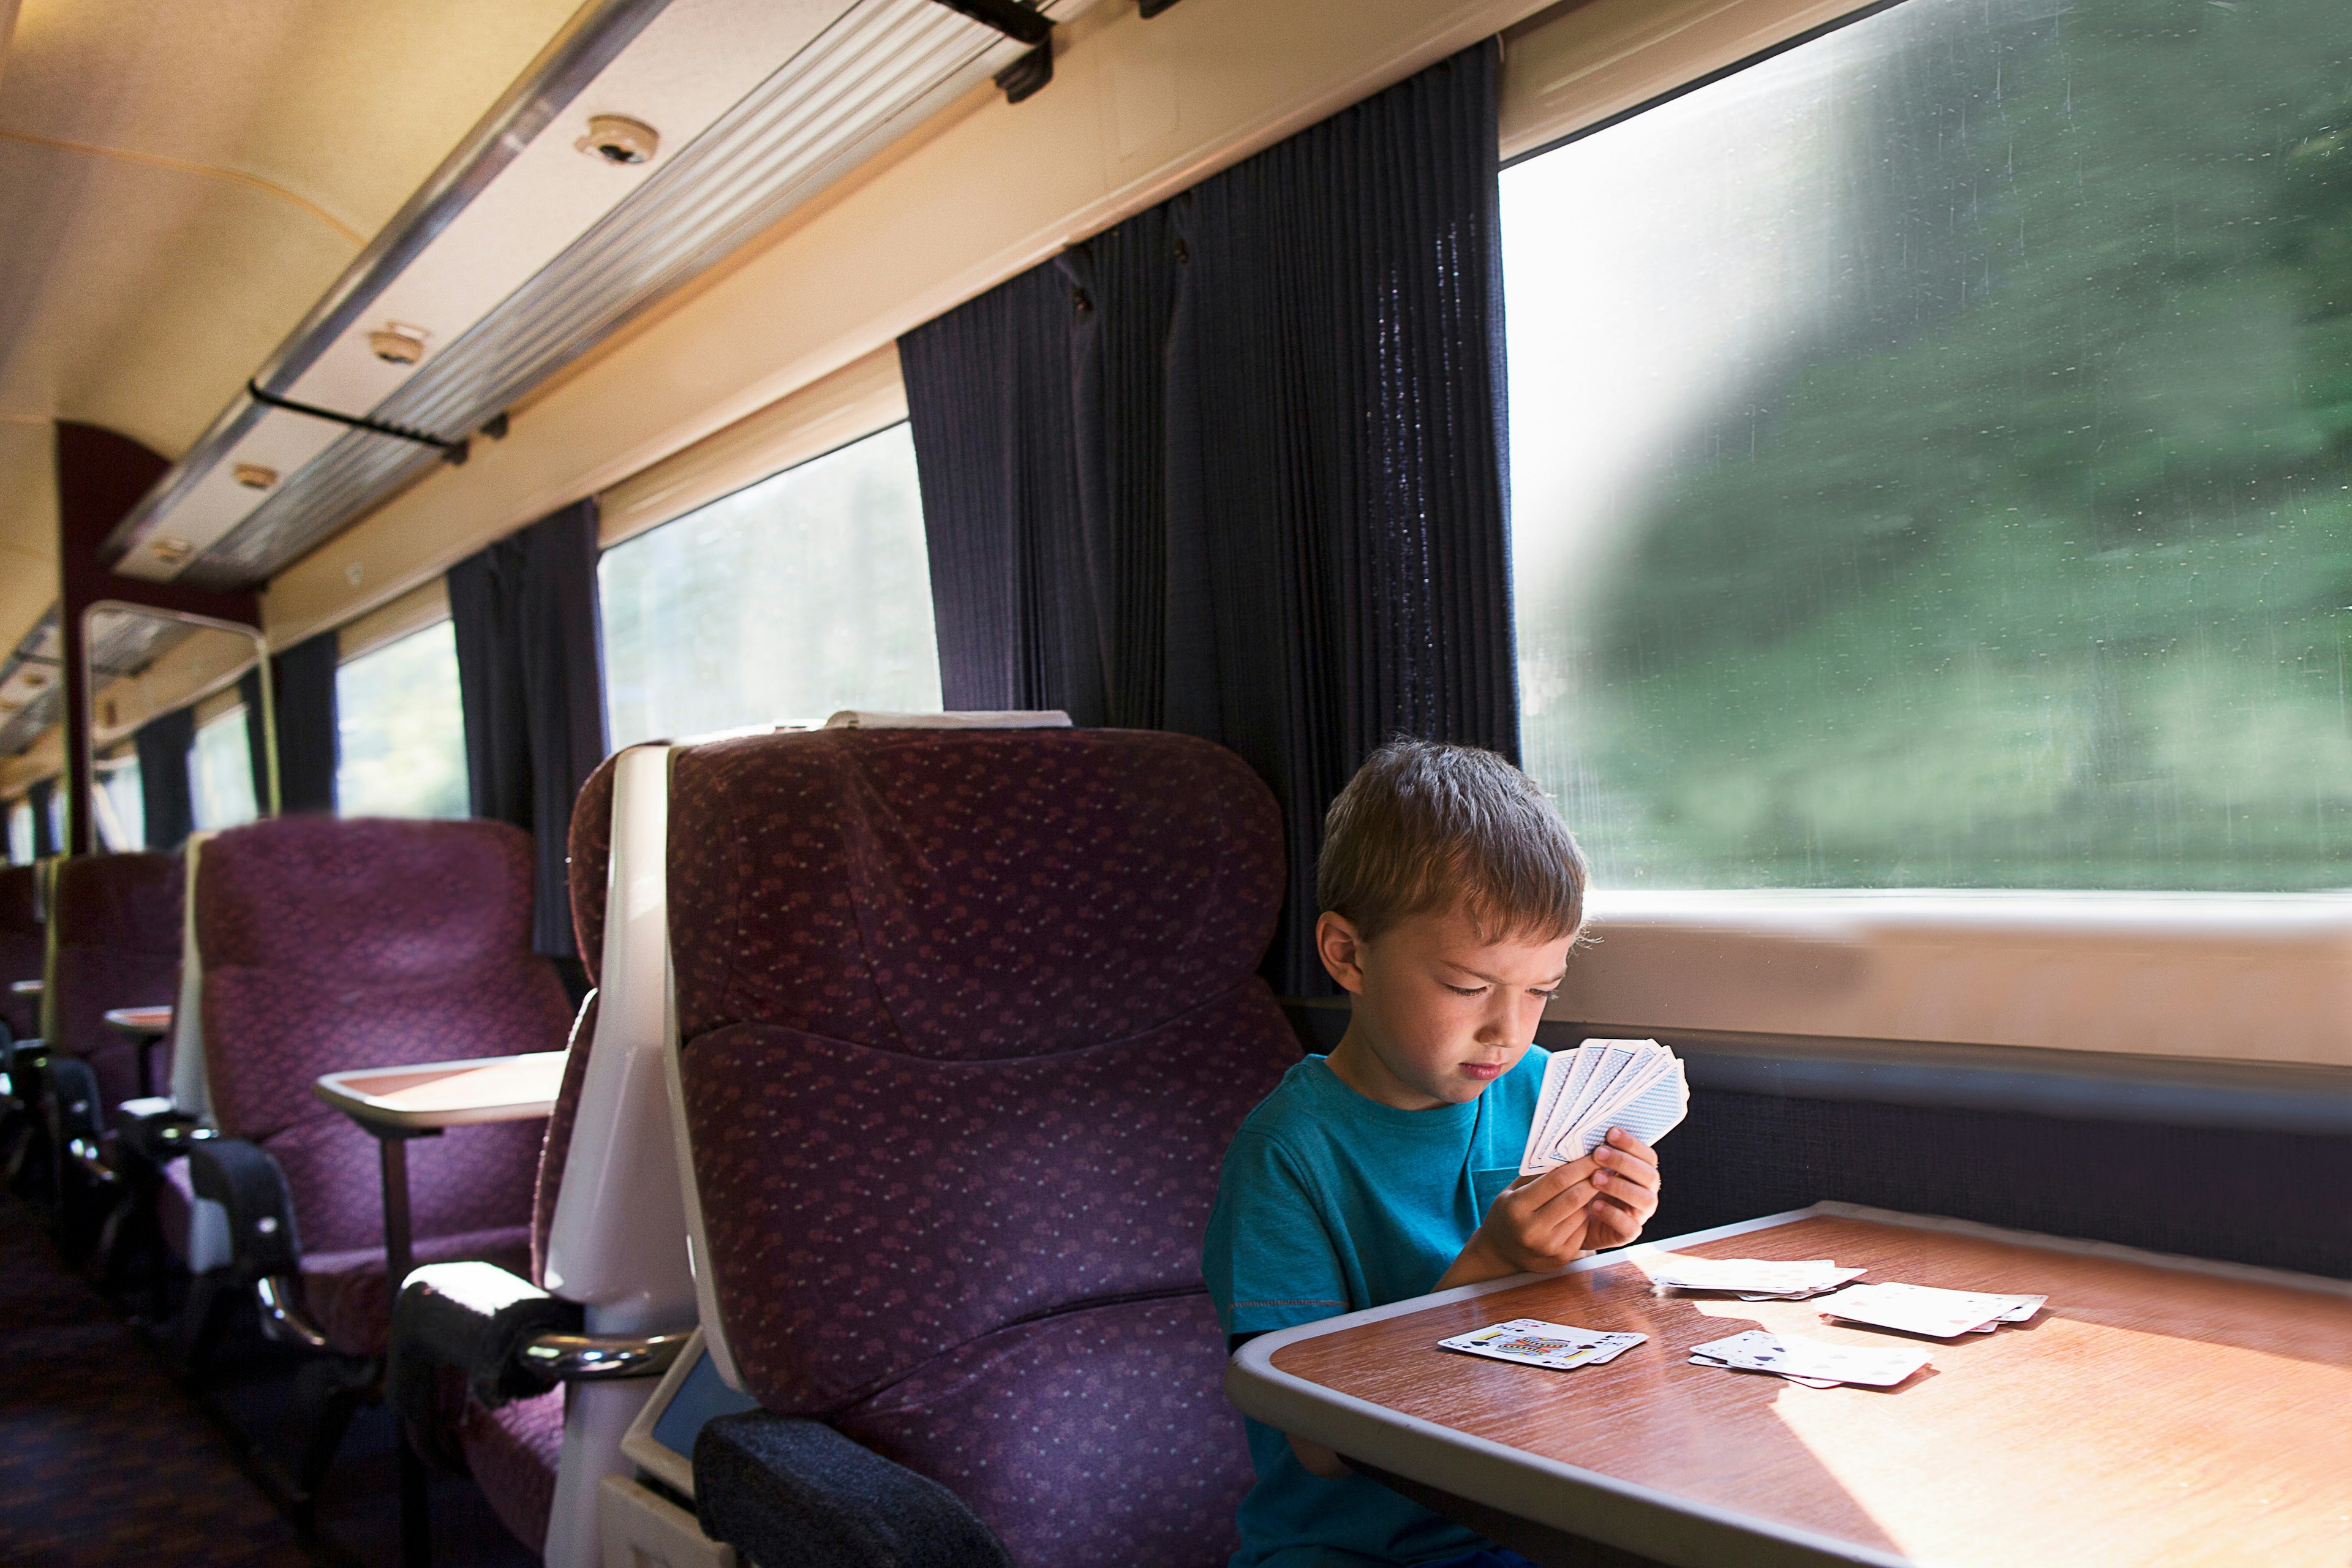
xmin=1444 ymin=984 xmax=1489 ymax=997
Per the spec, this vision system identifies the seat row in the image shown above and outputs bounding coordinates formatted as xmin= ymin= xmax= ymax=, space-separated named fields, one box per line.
xmin=4 ymin=718 xmax=1301 ymax=1568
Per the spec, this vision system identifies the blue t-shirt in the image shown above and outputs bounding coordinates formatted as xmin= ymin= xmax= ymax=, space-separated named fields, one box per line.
xmin=1202 ymin=1049 xmax=1551 ymax=1568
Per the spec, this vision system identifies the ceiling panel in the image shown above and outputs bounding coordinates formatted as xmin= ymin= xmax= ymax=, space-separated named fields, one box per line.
xmin=0 ymin=0 xmax=586 ymax=739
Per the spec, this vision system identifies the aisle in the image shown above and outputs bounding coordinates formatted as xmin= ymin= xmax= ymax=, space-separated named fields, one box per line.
xmin=0 ymin=1195 xmax=542 ymax=1568
xmin=0 ymin=1200 xmax=310 ymax=1567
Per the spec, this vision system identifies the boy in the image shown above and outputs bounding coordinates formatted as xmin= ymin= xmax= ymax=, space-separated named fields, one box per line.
xmin=1204 ymin=740 xmax=1662 ymax=1568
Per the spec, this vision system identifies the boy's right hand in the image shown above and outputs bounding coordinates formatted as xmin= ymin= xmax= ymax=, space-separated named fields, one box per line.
xmin=1438 ymin=1159 xmax=1597 ymax=1288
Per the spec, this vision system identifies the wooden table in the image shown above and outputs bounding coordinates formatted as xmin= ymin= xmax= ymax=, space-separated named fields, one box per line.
xmin=315 ymin=1050 xmax=565 ymax=1567
xmin=1227 ymin=1202 xmax=2352 ymax=1568
xmin=103 ymin=1005 xmax=172 ymax=1098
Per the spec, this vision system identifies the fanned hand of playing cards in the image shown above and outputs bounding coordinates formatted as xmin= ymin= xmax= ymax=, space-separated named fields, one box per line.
xmin=1817 ymin=1281 xmax=2046 ymax=1338
xmin=1645 ymin=1256 xmax=1868 ymax=1301
xmin=1519 ymin=1038 xmax=1689 ymax=1175
xmin=1688 ymin=1330 xmax=1931 ymax=1389
xmin=1438 ymin=1319 xmax=1648 ymax=1372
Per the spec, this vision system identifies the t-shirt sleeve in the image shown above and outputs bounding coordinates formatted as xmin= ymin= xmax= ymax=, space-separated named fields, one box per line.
xmin=1202 ymin=1128 xmax=1352 ymax=1338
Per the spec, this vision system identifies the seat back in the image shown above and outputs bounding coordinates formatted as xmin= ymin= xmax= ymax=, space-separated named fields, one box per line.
xmin=197 ymin=817 xmax=570 ymax=1255
xmin=664 ymin=726 xmax=1294 ymax=1568
xmin=45 ymin=851 xmax=181 ymax=1110
xmin=0 ymin=862 xmax=41 ymax=1042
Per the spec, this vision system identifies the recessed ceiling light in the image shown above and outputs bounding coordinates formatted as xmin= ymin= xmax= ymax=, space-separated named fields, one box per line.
xmin=577 ymin=115 xmax=660 ymax=165
xmin=153 ymin=537 xmax=194 ymax=564
xmin=234 ymin=463 xmax=278 ymax=490
xmin=369 ymin=324 xmax=429 ymax=365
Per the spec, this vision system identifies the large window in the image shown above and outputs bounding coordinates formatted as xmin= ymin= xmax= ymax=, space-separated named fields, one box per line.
xmin=190 ymin=706 xmax=259 ymax=831
xmin=600 ymin=421 xmax=941 ymax=748
xmin=1504 ymin=0 xmax=2352 ymax=891
xmin=336 ymin=620 xmax=469 ymax=819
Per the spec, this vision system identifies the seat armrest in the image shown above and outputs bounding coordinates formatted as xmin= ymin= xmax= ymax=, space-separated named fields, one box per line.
xmin=185 ymin=1137 xmax=303 ymax=1278
xmin=386 ymin=1261 xmax=584 ymax=1431
xmin=693 ymin=1411 xmax=1012 ymax=1568
xmin=116 ymin=1098 xmax=209 ymax=1164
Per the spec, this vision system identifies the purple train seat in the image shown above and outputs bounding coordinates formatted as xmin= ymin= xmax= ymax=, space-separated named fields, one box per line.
xmin=440 ymin=753 xmax=622 ymax=1559
xmin=47 ymin=851 xmax=181 ymax=1114
xmin=671 ymin=726 xmax=1295 ymax=1568
xmin=187 ymin=816 xmax=572 ymax=1361
xmin=0 ymin=862 xmax=40 ymax=1043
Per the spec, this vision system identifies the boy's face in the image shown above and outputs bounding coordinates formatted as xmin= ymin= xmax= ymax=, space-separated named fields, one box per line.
xmin=1316 ymin=903 xmax=1574 ymax=1111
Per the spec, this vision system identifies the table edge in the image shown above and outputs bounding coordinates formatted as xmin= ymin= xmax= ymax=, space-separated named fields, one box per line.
xmin=1230 ymin=1205 xmax=1903 ymax=1568
xmin=311 ymin=1050 xmax=569 ymax=1132
xmin=1228 ymin=1202 xmax=2352 ymax=1568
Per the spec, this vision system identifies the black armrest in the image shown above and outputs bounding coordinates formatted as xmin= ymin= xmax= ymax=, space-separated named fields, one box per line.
xmin=185 ymin=1136 xmax=303 ymax=1278
xmin=693 ymin=1411 xmax=1012 ymax=1568
xmin=116 ymin=1098 xmax=209 ymax=1166
xmin=386 ymin=1261 xmax=584 ymax=1433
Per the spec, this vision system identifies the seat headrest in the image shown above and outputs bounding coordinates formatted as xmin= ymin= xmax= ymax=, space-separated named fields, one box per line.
xmin=822 ymin=710 xmax=1071 ymax=729
xmin=0 ymin=864 xmax=40 ymax=933
xmin=198 ymin=816 xmax=536 ymax=978
xmin=51 ymin=851 xmax=181 ymax=955
xmin=568 ymin=754 xmax=620 ymax=987
xmin=666 ymin=727 xmax=1283 ymax=1058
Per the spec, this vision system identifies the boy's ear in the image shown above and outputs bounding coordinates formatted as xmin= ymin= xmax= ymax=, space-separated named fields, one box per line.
xmin=1316 ymin=911 xmax=1368 ymax=995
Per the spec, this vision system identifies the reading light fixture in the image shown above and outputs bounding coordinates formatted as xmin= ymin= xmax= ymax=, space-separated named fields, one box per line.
xmin=369 ymin=325 xmax=429 ymax=365
xmin=578 ymin=114 xmax=660 ymax=164
xmin=233 ymin=463 xmax=279 ymax=490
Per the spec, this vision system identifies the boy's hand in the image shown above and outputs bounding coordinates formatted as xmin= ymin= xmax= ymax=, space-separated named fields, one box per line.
xmin=1438 ymin=1158 xmax=1599 ymax=1288
xmin=1436 ymin=1128 xmax=1664 ymax=1289
xmin=1585 ymin=1127 xmax=1661 ymax=1250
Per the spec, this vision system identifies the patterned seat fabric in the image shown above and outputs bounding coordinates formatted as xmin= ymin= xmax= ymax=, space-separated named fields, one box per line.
xmin=453 ymin=750 xmax=618 ymax=1555
xmin=49 ymin=852 xmax=181 ymax=1110
xmin=0 ymin=863 xmax=40 ymax=1042
xmin=197 ymin=817 xmax=571 ymax=1357
xmin=668 ymin=728 xmax=1297 ymax=1568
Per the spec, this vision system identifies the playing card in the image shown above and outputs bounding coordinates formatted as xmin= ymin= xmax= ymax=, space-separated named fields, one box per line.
xmin=1645 ymin=1256 xmax=1867 ymax=1298
xmin=1520 ymin=1039 xmax=1689 ymax=1175
xmin=1438 ymin=1318 xmax=1649 ymax=1371
xmin=1817 ymin=1282 xmax=2046 ymax=1339
xmin=1688 ymin=1329 xmax=1931 ymax=1387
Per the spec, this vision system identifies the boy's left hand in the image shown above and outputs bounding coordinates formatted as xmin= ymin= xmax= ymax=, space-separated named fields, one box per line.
xmin=1585 ymin=1127 xmax=1661 ymax=1249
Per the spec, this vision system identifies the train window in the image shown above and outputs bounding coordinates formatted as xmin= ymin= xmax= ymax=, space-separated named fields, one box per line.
xmin=93 ymin=755 xmax=144 ymax=851
xmin=334 ymin=620 xmax=468 ymax=820
xmin=1503 ymin=0 xmax=2352 ymax=892
xmin=189 ymin=705 xmax=258 ymax=831
xmin=4 ymin=797 xmax=27 ymax=864
xmin=599 ymin=421 xmax=940 ymax=748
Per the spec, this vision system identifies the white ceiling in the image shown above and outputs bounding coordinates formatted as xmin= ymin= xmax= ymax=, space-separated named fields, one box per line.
xmin=0 ymin=0 xmax=585 ymax=674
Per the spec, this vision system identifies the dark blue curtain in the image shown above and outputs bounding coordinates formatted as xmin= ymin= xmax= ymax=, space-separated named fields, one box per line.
xmin=26 ymin=778 xmax=58 ymax=859
xmin=900 ymin=43 xmax=1515 ymax=991
xmin=273 ymin=632 xmax=340 ymax=816
xmin=134 ymin=707 xmax=195 ymax=854
xmin=448 ymin=499 xmax=609 ymax=959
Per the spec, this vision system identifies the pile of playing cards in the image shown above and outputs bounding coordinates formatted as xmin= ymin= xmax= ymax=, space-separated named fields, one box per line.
xmin=1520 ymin=1039 xmax=1689 ymax=1174
xmin=1645 ymin=1256 xmax=1868 ymax=1301
xmin=1438 ymin=1319 xmax=1648 ymax=1372
xmin=1817 ymin=1281 xmax=2046 ymax=1338
xmin=1688 ymin=1330 xmax=1931 ymax=1389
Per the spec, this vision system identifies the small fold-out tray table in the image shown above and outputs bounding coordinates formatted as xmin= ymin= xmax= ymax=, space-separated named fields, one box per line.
xmin=103 ymin=1005 xmax=174 ymax=1096
xmin=1227 ymin=1202 xmax=2352 ymax=1568
xmin=313 ymin=1050 xmax=568 ymax=1134
xmin=314 ymin=1049 xmax=568 ymax=1564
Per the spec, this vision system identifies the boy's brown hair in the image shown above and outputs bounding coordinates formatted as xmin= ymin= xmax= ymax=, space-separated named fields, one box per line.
xmin=1316 ymin=739 xmax=1586 ymax=944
